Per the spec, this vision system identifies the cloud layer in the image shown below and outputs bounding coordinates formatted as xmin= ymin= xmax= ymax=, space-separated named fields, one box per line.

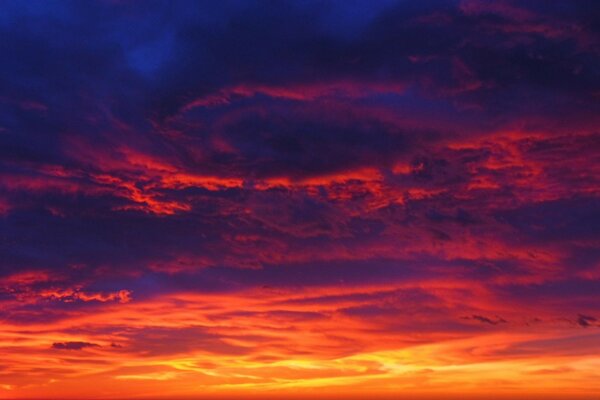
xmin=1 ymin=0 xmax=599 ymax=398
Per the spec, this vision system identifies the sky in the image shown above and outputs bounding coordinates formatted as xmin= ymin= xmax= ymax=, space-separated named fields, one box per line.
xmin=0 ymin=0 xmax=599 ymax=398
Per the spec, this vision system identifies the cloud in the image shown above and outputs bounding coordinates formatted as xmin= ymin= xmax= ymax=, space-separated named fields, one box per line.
xmin=52 ymin=342 xmax=100 ymax=351
xmin=0 ymin=0 xmax=599 ymax=398
xmin=576 ymin=314 xmax=598 ymax=328
xmin=466 ymin=315 xmax=508 ymax=325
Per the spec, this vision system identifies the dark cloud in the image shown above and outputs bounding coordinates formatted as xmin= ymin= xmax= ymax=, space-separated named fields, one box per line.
xmin=467 ymin=315 xmax=508 ymax=325
xmin=576 ymin=314 xmax=598 ymax=328
xmin=52 ymin=341 xmax=100 ymax=351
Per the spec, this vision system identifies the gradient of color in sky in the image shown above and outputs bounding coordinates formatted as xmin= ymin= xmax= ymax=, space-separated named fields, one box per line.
xmin=1 ymin=0 xmax=600 ymax=399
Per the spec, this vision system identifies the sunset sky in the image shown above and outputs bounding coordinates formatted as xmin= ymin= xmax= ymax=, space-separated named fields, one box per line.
xmin=1 ymin=1 xmax=600 ymax=399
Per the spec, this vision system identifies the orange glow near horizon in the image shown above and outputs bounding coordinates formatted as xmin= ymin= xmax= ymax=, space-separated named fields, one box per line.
xmin=2 ymin=284 xmax=600 ymax=399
